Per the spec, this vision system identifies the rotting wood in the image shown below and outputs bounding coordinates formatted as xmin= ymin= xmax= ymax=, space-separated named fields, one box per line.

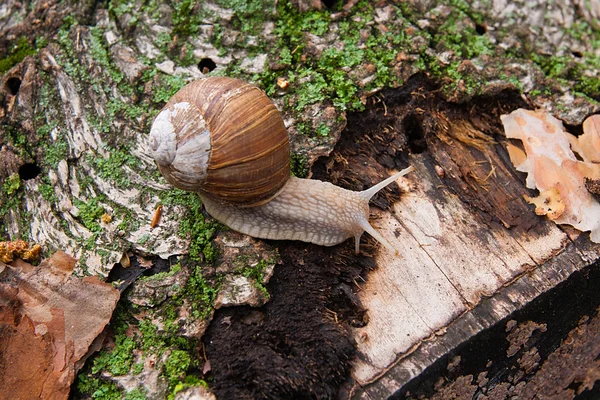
xmin=1 ymin=1 xmax=600 ymax=398
xmin=387 ymin=252 xmax=600 ymax=399
xmin=349 ymin=154 xmax=600 ymax=397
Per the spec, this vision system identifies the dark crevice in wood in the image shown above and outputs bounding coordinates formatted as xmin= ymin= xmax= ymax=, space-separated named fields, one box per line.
xmin=5 ymin=77 xmax=21 ymax=95
xmin=18 ymin=162 xmax=41 ymax=180
xmin=391 ymin=256 xmax=600 ymax=399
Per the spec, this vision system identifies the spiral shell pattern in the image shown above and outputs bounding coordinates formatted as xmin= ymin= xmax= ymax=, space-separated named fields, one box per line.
xmin=149 ymin=77 xmax=290 ymax=205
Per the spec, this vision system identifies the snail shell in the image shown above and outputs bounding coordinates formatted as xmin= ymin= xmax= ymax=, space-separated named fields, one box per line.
xmin=149 ymin=77 xmax=290 ymax=206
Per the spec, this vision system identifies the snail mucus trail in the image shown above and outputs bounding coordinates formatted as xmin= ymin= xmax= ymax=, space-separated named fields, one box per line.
xmin=149 ymin=77 xmax=413 ymax=254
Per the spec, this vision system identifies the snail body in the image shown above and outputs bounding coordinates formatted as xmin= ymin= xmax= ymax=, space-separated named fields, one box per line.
xmin=149 ymin=77 xmax=412 ymax=254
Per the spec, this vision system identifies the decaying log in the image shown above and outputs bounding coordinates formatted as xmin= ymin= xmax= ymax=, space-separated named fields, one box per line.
xmin=1 ymin=1 xmax=600 ymax=399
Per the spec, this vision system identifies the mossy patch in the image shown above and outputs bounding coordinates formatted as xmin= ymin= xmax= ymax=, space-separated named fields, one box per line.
xmin=3 ymin=173 xmax=21 ymax=196
xmin=76 ymin=263 xmax=216 ymax=398
xmin=91 ymin=335 xmax=136 ymax=376
xmin=0 ymin=36 xmax=36 ymax=73
xmin=236 ymin=256 xmax=274 ymax=299
xmin=76 ymin=374 xmax=122 ymax=400
xmin=290 ymin=153 xmax=309 ymax=178
xmin=86 ymin=149 xmax=139 ymax=189
xmin=73 ymin=197 xmax=106 ymax=232
xmin=160 ymin=190 xmax=219 ymax=263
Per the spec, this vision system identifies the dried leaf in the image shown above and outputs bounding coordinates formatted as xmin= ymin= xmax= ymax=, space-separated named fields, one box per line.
xmin=0 ymin=251 xmax=120 ymax=400
xmin=501 ymin=109 xmax=600 ymax=242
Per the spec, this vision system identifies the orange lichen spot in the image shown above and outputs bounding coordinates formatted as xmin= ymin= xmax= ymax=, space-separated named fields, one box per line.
xmin=578 ymin=115 xmax=600 ymax=163
xmin=501 ymin=109 xmax=600 ymax=242
xmin=101 ymin=213 xmax=112 ymax=224
xmin=542 ymin=119 xmax=556 ymax=134
xmin=515 ymin=116 xmax=527 ymax=127
xmin=0 ymin=240 xmax=42 ymax=263
xmin=506 ymin=142 xmax=527 ymax=167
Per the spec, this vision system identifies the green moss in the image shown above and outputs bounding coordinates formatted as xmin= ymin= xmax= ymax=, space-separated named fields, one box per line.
xmin=92 ymin=334 xmax=136 ymax=375
xmin=152 ymin=74 xmax=187 ymax=104
xmin=164 ymin=350 xmax=191 ymax=386
xmin=238 ymin=257 xmax=273 ymax=298
xmin=108 ymin=0 xmax=135 ymax=18
xmin=160 ymin=189 xmax=219 ymax=263
xmin=42 ymin=137 xmax=69 ymax=168
xmin=3 ymin=173 xmax=21 ymax=196
xmin=76 ymin=374 xmax=122 ymax=400
xmin=443 ymin=0 xmax=485 ymax=25
xmin=74 ymin=197 xmax=106 ymax=232
xmin=77 ymin=293 xmax=210 ymax=397
xmin=172 ymin=0 xmax=202 ymax=37
xmin=246 ymin=0 xmax=415 ymax=130
xmin=0 ymin=173 xmax=29 ymax=232
xmin=316 ymin=123 xmax=331 ymax=137
xmin=171 ymin=376 xmax=209 ymax=399
xmin=89 ymin=27 xmax=125 ymax=86
xmin=292 ymin=71 xmax=328 ymax=112
xmin=132 ymin=362 xmax=144 ymax=375
xmin=0 ymin=36 xmax=36 ymax=73
xmin=137 ymin=234 xmax=151 ymax=246
xmin=175 ymin=264 xmax=220 ymax=320
xmin=138 ymin=320 xmax=167 ymax=352
xmin=575 ymin=74 xmax=600 ymax=99
xmin=140 ymin=263 xmax=182 ymax=283
xmin=290 ymin=153 xmax=309 ymax=178
xmin=87 ymin=148 xmax=138 ymax=188
xmin=124 ymin=388 xmax=147 ymax=400
xmin=55 ymin=14 xmax=153 ymax=146
xmin=212 ymin=0 xmax=273 ymax=41
xmin=5 ymin=125 xmax=29 ymax=154
xmin=56 ymin=16 xmax=87 ymax=84
xmin=432 ymin=18 xmax=494 ymax=59
xmin=38 ymin=181 xmax=58 ymax=203
xmin=139 ymin=266 xmax=218 ymax=341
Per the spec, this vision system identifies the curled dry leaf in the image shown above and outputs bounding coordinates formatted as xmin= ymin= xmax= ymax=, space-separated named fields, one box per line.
xmin=0 ymin=251 xmax=120 ymax=399
xmin=501 ymin=109 xmax=600 ymax=242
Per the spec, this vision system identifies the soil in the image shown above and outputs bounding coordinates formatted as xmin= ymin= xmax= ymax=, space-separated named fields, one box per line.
xmin=203 ymin=242 xmax=373 ymax=399
xmin=202 ymin=74 xmax=533 ymax=399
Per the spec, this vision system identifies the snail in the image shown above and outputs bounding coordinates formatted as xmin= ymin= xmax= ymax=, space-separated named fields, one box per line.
xmin=149 ymin=76 xmax=412 ymax=254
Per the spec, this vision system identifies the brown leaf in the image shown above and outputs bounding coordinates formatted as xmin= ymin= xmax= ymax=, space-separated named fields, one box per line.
xmin=0 ymin=251 xmax=120 ymax=400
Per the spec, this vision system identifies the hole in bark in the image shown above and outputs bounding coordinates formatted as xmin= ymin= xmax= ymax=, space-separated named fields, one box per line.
xmin=564 ymin=122 xmax=584 ymax=137
xmin=404 ymin=113 xmax=427 ymax=153
xmin=475 ymin=23 xmax=487 ymax=35
xmin=6 ymin=77 xmax=21 ymax=95
xmin=18 ymin=163 xmax=41 ymax=180
xmin=567 ymin=380 xmax=582 ymax=394
xmin=321 ymin=0 xmax=342 ymax=8
xmin=198 ymin=58 xmax=216 ymax=74
xmin=107 ymin=254 xmax=175 ymax=291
